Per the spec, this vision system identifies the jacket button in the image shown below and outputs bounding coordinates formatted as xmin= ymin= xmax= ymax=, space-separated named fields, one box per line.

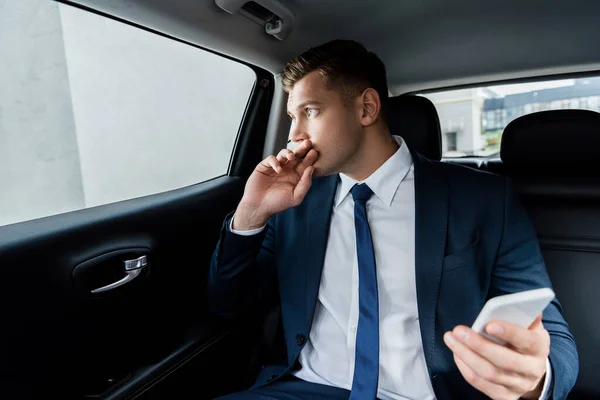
xmin=267 ymin=374 xmax=278 ymax=382
xmin=296 ymin=334 xmax=306 ymax=346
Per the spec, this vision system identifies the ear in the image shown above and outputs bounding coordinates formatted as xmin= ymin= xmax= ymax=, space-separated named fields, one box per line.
xmin=359 ymin=88 xmax=382 ymax=127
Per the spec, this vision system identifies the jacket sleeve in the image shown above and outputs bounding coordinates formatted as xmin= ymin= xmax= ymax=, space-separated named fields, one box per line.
xmin=490 ymin=178 xmax=579 ymax=400
xmin=207 ymin=210 xmax=278 ymax=317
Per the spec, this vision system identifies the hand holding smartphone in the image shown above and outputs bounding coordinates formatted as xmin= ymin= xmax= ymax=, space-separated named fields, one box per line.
xmin=471 ymin=287 xmax=555 ymax=345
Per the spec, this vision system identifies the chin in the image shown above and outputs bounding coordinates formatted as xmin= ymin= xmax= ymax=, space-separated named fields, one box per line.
xmin=312 ymin=165 xmax=335 ymax=178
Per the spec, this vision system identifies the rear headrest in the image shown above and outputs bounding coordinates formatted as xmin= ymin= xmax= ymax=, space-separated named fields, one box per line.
xmin=501 ymin=110 xmax=600 ymax=172
xmin=388 ymin=95 xmax=442 ymax=160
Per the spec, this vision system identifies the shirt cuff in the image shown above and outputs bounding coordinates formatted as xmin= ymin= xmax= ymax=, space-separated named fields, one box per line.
xmin=538 ymin=357 xmax=553 ymax=400
xmin=229 ymin=212 xmax=267 ymax=236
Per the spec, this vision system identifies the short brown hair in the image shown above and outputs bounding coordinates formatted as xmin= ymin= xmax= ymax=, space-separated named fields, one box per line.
xmin=282 ymin=39 xmax=389 ymax=121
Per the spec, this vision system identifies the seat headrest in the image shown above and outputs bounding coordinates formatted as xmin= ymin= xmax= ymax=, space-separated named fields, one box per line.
xmin=388 ymin=95 xmax=442 ymax=160
xmin=501 ymin=110 xmax=600 ymax=172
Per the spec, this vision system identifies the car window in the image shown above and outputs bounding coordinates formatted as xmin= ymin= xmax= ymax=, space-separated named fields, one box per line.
xmin=1 ymin=1 xmax=256 ymax=227
xmin=418 ymin=77 xmax=600 ymax=158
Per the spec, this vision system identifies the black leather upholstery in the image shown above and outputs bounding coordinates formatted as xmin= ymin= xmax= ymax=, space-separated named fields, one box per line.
xmin=495 ymin=110 xmax=600 ymax=399
xmin=388 ymin=94 xmax=442 ymax=160
xmin=501 ymin=109 xmax=600 ymax=175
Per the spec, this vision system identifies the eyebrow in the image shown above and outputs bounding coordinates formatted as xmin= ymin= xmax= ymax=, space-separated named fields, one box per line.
xmin=287 ymin=100 xmax=323 ymax=116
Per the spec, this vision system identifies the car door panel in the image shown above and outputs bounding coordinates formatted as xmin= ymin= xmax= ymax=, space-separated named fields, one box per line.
xmin=0 ymin=176 xmax=270 ymax=399
xmin=2 ymin=0 xmax=276 ymax=397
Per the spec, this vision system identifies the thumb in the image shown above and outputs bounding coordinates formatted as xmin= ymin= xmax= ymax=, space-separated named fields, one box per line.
xmin=292 ymin=166 xmax=314 ymax=206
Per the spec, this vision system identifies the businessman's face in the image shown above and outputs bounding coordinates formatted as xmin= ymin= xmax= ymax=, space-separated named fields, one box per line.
xmin=287 ymin=71 xmax=364 ymax=177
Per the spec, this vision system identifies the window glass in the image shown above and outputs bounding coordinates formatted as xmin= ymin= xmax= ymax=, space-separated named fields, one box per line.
xmin=1 ymin=1 xmax=256 ymax=226
xmin=419 ymin=77 xmax=600 ymax=157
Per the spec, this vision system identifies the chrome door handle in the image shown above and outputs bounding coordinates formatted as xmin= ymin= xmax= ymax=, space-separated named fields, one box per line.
xmin=91 ymin=255 xmax=147 ymax=294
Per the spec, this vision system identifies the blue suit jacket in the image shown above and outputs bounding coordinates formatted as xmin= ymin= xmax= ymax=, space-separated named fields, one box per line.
xmin=208 ymin=152 xmax=578 ymax=399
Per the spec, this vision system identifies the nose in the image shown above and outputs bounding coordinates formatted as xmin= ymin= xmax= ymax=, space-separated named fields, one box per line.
xmin=288 ymin=119 xmax=308 ymax=145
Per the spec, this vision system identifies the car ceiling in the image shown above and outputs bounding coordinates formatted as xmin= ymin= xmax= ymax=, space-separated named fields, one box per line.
xmin=64 ymin=0 xmax=600 ymax=93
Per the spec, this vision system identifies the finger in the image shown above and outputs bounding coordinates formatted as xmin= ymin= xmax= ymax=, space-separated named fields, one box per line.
xmin=451 ymin=326 xmax=529 ymax=375
xmin=485 ymin=316 xmax=547 ymax=356
xmin=292 ymin=166 xmax=314 ymax=206
xmin=259 ymin=155 xmax=282 ymax=173
xmin=296 ymin=149 xmax=318 ymax=176
xmin=276 ymin=148 xmax=297 ymax=165
xmin=444 ymin=332 xmax=525 ymax=390
xmin=454 ymin=354 xmax=516 ymax=400
xmin=292 ymin=139 xmax=312 ymax=158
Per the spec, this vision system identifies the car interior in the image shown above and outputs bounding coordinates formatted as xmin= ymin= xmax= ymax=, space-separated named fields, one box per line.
xmin=2 ymin=0 xmax=599 ymax=399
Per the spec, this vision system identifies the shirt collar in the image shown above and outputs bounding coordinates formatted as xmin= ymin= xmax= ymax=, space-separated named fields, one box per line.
xmin=335 ymin=135 xmax=413 ymax=208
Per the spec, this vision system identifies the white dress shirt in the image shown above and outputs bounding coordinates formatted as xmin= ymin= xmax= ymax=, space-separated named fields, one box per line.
xmin=231 ymin=136 xmax=552 ymax=399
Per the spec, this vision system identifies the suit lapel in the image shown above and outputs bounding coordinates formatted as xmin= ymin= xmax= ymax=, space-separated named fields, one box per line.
xmin=303 ymin=175 xmax=339 ymax=328
xmin=412 ymin=151 xmax=449 ymax=376
xmin=283 ymin=174 xmax=338 ymax=336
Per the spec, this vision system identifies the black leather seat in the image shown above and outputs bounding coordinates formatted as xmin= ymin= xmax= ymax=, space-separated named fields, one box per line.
xmin=496 ymin=109 xmax=600 ymax=178
xmin=494 ymin=110 xmax=600 ymax=399
xmin=388 ymin=94 xmax=484 ymax=172
xmin=388 ymin=94 xmax=442 ymax=160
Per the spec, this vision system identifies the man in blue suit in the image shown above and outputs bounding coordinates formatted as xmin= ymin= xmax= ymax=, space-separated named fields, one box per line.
xmin=207 ymin=40 xmax=578 ymax=399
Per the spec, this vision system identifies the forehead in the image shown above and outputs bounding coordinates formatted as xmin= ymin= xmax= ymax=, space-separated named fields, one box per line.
xmin=287 ymin=71 xmax=337 ymax=110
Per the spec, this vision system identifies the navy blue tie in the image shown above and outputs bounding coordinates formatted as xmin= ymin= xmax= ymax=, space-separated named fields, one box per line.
xmin=349 ymin=183 xmax=379 ymax=400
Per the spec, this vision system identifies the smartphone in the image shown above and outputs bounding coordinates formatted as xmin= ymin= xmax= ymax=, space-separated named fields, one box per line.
xmin=471 ymin=287 xmax=555 ymax=345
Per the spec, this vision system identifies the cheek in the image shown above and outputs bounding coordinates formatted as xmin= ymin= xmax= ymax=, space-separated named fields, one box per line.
xmin=306 ymin=117 xmax=325 ymax=138
xmin=307 ymin=112 xmax=353 ymax=152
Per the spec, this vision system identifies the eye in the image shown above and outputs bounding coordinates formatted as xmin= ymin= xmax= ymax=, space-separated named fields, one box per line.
xmin=306 ymin=108 xmax=319 ymax=118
